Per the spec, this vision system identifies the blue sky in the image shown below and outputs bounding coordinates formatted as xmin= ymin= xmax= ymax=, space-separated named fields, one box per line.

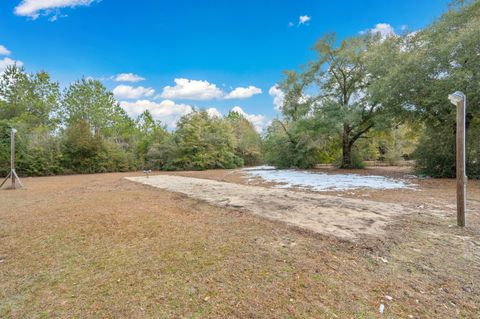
xmin=1 ymin=0 xmax=450 ymax=129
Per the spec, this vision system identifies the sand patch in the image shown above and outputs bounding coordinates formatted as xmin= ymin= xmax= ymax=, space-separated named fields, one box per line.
xmin=127 ymin=175 xmax=413 ymax=240
xmin=241 ymin=166 xmax=415 ymax=191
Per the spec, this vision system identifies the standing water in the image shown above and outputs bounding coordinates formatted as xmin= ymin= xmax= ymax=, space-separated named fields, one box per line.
xmin=241 ymin=166 xmax=415 ymax=191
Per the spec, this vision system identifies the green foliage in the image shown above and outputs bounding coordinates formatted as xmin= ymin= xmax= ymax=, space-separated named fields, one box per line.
xmin=354 ymin=125 xmax=419 ymax=164
xmin=0 ymin=63 xmax=261 ymax=176
xmin=414 ymin=121 xmax=480 ymax=179
xmin=135 ymin=110 xmax=169 ymax=167
xmin=0 ymin=65 xmax=60 ymax=129
xmin=161 ymin=111 xmax=243 ymax=170
xmin=0 ymin=66 xmax=64 ymax=176
xmin=262 ymin=119 xmax=334 ymax=169
xmin=227 ymin=110 xmax=262 ymax=166
xmin=61 ymin=120 xmax=104 ymax=173
xmin=15 ymin=128 xmax=63 ymax=176
xmin=311 ymin=34 xmax=387 ymax=168
xmin=372 ymin=0 xmax=480 ymax=177
xmin=263 ymin=69 xmax=340 ymax=169
xmin=145 ymin=136 xmax=178 ymax=170
xmin=414 ymin=126 xmax=456 ymax=177
xmin=266 ymin=33 xmax=392 ymax=169
xmin=61 ymin=78 xmax=117 ymax=132
xmin=265 ymin=1 xmax=478 ymax=177
xmin=262 ymin=120 xmax=298 ymax=168
xmin=61 ymin=120 xmax=136 ymax=174
xmin=104 ymin=105 xmax=138 ymax=145
xmin=1 ymin=1 xmax=478 ymax=178
xmin=100 ymin=140 xmax=137 ymax=172
xmin=333 ymin=149 xmax=366 ymax=169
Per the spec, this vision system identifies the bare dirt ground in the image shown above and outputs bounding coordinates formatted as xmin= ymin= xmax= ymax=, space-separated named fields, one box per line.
xmin=161 ymin=166 xmax=480 ymax=217
xmin=1 ymin=168 xmax=479 ymax=318
xmin=127 ymin=175 xmax=413 ymax=240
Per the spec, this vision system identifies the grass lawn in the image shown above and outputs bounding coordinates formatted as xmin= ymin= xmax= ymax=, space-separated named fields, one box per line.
xmin=0 ymin=172 xmax=479 ymax=318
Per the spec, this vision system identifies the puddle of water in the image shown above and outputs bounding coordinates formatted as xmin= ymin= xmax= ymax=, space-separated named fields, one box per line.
xmin=242 ymin=166 xmax=415 ymax=191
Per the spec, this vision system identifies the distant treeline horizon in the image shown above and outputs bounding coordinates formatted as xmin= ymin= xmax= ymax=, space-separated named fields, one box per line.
xmin=1 ymin=0 xmax=479 ymax=179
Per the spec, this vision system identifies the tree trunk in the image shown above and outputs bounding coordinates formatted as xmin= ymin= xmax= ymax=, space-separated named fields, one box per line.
xmin=341 ymin=124 xmax=352 ymax=168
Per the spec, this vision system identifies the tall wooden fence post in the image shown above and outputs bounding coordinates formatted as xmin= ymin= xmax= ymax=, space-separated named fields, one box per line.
xmin=449 ymin=91 xmax=466 ymax=227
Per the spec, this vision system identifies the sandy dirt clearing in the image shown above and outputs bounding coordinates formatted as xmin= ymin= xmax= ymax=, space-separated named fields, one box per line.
xmin=127 ymin=175 xmax=413 ymax=240
xmin=1 ymin=171 xmax=479 ymax=318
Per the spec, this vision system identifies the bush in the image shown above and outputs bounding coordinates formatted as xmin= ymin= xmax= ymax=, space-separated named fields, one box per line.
xmin=414 ymin=122 xmax=480 ymax=179
xmin=16 ymin=130 xmax=64 ymax=176
xmin=61 ymin=120 xmax=101 ymax=173
xmin=100 ymin=141 xmax=137 ymax=172
xmin=334 ymin=148 xmax=366 ymax=169
xmin=0 ymin=122 xmax=64 ymax=177
xmin=262 ymin=119 xmax=332 ymax=169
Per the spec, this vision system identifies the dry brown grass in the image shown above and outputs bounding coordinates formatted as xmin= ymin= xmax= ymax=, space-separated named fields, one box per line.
xmin=0 ymin=171 xmax=479 ymax=318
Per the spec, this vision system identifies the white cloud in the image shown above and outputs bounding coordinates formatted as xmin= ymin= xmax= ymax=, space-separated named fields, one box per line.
xmin=160 ymin=78 xmax=223 ymax=100
xmin=288 ymin=22 xmax=294 ymax=27
xmin=406 ymin=30 xmax=419 ymax=38
xmin=0 ymin=57 xmax=24 ymax=73
xmin=224 ymin=86 xmax=262 ymax=100
xmin=0 ymin=45 xmax=11 ymax=56
xmin=206 ymin=107 xmax=222 ymax=118
xmin=230 ymin=106 xmax=267 ymax=132
xmin=14 ymin=0 xmax=95 ymax=19
xmin=112 ymin=73 xmax=145 ymax=83
xmin=120 ymin=99 xmax=267 ymax=131
xmin=368 ymin=23 xmax=396 ymax=39
xmin=113 ymin=85 xmax=155 ymax=99
xmin=120 ymin=99 xmax=193 ymax=129
xmin=85 ymin=75 xmax=109 ymax=81
xmin=299 ymin=15 xmax=311 ymax=25
xmin=268 ymin=84 xmax=285 ymax=111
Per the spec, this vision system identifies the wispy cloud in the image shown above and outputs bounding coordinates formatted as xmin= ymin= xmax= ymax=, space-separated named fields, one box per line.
xmin=0 ymin=45 xmax=11 ymax=56
xmin=14 ymin=0 xmax=96 ymax=20
xmin=113 ymin=85 xmax=155 ymax=99
xmin=112 ymin=73 xmax=145 ymax=83
xmin=299 ymin=15 xmax=311 ymax=25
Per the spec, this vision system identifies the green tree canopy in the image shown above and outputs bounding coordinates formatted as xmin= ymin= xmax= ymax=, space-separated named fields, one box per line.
xmin=61 ymin=78 xmax=117 ymax=133
xmin=0 ymin=65 xmax=60 ymax=129
xmin=227 ymin=110 xmax=262 ymax=166
xmin=166 ymin=110 xmax=243 ymax=170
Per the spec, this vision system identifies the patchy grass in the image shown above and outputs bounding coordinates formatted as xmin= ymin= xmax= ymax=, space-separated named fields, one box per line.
xmin=0 ymin=172 xmax=479 ymax=318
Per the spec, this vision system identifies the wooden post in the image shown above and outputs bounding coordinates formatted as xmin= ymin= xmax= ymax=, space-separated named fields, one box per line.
xmin=455 ymin=95 xmax=466 ymax=227
xmin=11 ymin=128 xmax=16 ymax=189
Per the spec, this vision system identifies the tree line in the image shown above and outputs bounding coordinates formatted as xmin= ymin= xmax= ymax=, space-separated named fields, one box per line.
xmin=264 ymin=0 xmax=479 ymax=178
xmin=1 ymin=1 xmax=479 ymax=178
xmin=0 ymin=67 xmax=262 ymax=176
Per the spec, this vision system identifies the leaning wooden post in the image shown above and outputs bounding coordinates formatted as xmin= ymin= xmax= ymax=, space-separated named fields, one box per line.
xmin=449 ymin=91 xmax=466 ymax=227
